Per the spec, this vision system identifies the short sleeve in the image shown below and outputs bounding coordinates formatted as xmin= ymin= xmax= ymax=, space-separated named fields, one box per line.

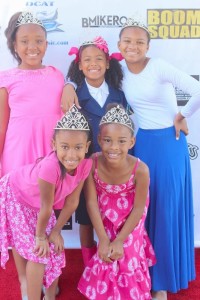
xmin=0 ymin=70 xmax=13 ymax=90
xmin=79 ymin=159 xmax=93 ymax=181
xmin=38 ymin=158 xmax=60 ymax=184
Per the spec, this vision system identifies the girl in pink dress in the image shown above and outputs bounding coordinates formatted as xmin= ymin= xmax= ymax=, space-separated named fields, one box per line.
xmin=0 ymin=105 xmax=92 ymax=300
xmin=0 ymin=11 xmax=64 ymax=177
xmin=78 ymin=105 xmax=156 ymax=300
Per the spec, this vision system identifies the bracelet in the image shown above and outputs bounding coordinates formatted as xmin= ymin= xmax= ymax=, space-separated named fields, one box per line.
xmin=35 ymin=235 xmax=47 ymax=241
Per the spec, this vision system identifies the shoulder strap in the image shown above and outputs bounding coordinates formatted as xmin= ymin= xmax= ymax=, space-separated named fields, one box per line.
xmin=94 ymin=153 xmax=98 ymax=169
xmin=132 ymin=158 xmax=140 ymax=175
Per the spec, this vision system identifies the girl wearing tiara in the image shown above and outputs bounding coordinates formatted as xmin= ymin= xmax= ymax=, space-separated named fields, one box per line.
xmin=0 ymin=106 xmax=92 ymax=300
xmin=66 ymin=36 xmax=128 ymax=266
xmin=0 ymin=11 xmax=64 ymax=177
xmin=0 ymin=11 xmax=65 ymax=299
xmin=78 ymin=104 xmax=156 ymax=300
xmin=61 ymin=17 xmax=200 ymax=300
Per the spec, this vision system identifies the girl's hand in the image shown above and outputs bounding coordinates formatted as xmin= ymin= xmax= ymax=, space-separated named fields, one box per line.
xmin=61 ymin=84 xmax=80 ymax=113
xmin=49 ymin=230 xmax=64 ymax=255
xmin=109 ymin=239 xmax=124 ymax=261
xmin=33 ymin=236 xmax=50 ymax=257
xmin=98 ymin=237 xmax=113 ymax=263
xmin=174 ymin=112 xmax=189 ymax=139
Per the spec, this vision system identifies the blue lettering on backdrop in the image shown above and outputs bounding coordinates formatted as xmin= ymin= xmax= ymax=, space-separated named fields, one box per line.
xmin=26 ymin=2 xmax=54 ymax=6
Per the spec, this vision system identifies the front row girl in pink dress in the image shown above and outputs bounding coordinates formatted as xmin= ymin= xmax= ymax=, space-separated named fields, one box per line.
xmin=78 ymin=104 xmax=156 ymax=300
xmin=0 ymin=105 xmax=92 ymax=300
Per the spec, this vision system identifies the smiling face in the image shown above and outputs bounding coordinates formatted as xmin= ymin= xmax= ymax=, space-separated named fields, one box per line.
xmin=98 ymin=123 xmax=135 ymax=164
xmin=118 ymin=27 xmax=149 ymax=66
xmin=52 ymin=130 xmax=91 ymax=174
xmin=14 ymin=23 xmax=47 ymax=69
xmin=79 ymin=45 xmax=109 ymax=87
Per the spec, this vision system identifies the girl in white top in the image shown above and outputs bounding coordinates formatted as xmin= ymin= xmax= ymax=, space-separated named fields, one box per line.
xmin=117 ymin=18 xmax=200 ymax=300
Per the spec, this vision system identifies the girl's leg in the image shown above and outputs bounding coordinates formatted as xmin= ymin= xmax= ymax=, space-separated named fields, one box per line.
xmin=26 ymin=261 xmax=45 ymax=300
xmin=80 ymin=224 xmax=97 ymax=266
xmin=44 ymin=277 xmax=59 ymax=300
xmin=12 ymin=248 xmax=27 ymax=298
xmin=80 ymin=224 xmax=94 ymax=247
xmin=152 ymin=290 xmax=167 ymax=300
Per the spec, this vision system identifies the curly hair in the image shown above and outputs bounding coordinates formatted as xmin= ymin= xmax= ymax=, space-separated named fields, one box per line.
xmin=67 ymin=45 xmax=123 ymax=90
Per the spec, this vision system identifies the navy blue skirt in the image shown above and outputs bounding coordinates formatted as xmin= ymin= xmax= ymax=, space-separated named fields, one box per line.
xmin=133 ymin=126 xmax=195 ymax=292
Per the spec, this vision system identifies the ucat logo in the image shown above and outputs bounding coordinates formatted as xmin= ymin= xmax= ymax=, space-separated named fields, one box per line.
xmin=25 ymin=1 xmax=64 ymax=33
xmin=82 ymin=15 xmax=127 ymax=27
xmin=188 ymin=143 xmax=199 ymax=160
xmin=26 ymin=1 xmax=54 ymax=6
xmin=35 ymin=10 xmax=64 ymax=32
xmin=147 ymin=9 xmax=200 ymax=39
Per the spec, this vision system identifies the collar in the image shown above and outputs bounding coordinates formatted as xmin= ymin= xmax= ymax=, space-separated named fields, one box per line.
xmin=85 ymin=79 xmax=109 ymax=96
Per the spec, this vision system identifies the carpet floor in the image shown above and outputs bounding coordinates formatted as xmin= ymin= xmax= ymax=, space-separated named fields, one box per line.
xmin=0 ymin=248 xmax=199 ymax=299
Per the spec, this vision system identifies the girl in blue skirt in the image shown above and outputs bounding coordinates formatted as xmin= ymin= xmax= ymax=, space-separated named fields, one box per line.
xmin=117 ymin=18 xmax=200 ymax=300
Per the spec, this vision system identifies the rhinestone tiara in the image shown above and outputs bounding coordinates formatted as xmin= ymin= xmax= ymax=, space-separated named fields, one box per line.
xmin=80 ymin=36 xmax=109 ymax=54
xmin=55 ymin=105 xmax=90 ymax=131
xmin=99 ymin=105 xmax=134 ymax=132
xmin=16 ymin=11 xmax=45 ymax=28
xmin=122 ymin=17 xmax=149 ymax=33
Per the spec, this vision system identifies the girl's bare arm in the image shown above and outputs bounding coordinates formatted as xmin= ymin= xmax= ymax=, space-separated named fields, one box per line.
xmin=0 ymin=88 xmax=10 ymax=161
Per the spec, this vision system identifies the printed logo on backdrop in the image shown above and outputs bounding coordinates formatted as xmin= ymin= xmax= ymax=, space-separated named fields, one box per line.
xmin=176 ymin=75 xmax=199 ymax=106
xmin=188 ymin=143 xmax=199 ymax=160
xmin=26 ymin=2 xmax=68 ymax=46
xmin=82 ymin=16 xmax=127 ymax=27
xmin=147 ymin=9 xmax=200 ymax=39
xmin=176 ymin=75 xmax=199 ymax=161
xmin=36 ymin=9 xmax=64 ymax=33
xmin=81 ymin=10 xmax=200 ymax=38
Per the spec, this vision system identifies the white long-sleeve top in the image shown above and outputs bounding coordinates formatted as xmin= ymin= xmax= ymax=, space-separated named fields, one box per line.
xmin=122 ymin=58 xmax=200 ymax=129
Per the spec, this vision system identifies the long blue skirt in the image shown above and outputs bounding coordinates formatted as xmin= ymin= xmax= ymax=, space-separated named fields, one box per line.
xmin=133 ymin=126 xmax=195 ymax=292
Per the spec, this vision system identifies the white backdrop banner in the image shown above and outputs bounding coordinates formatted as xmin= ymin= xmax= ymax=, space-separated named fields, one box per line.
xmin=0 ymin=0 xmax=199 ymax=248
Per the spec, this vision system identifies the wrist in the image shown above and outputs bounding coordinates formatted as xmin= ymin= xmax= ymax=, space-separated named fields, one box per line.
xmin=114 ymin=236 xmax=125 ymax=243
xmin=35 ymin=235 xmax=47 ymax=241
xmin=51 ymin=227 xmax=61 ymax=234
xmin=176 ymin=112 xmax=184 ymax=121
xmin=99 ymin=235 xmax=110 ymax=243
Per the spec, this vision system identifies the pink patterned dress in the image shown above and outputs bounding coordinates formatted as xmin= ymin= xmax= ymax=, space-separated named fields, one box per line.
xmin=0 ymin=174 xmax=65 ymax=288
xmin=78 ymin=157 xmax=156 ymax=300
xmin=0 ymin=155 xmax=92 ymax=288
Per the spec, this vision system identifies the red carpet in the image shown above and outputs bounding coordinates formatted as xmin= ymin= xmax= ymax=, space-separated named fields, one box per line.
xmin=0 ymin=248 xmax=199 ymax=300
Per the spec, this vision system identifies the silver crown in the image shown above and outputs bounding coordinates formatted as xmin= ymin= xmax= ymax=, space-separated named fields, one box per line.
xmin=80 ymin=36 xmax=109 ymax=53
xmin=16 ymin=11 xmax=45 ymax=28
xmin=55 ymin=105 xmax=90 ymax=131
xmin=122 ymin=17 xmax=149 ymax=33
xmin=99 ymin=105 xmax=134 ymax=132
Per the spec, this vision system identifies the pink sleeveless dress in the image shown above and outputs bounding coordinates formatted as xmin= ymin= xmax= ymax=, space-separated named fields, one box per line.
xmin=0 ymin=66 xmax=64 ymax=176
xmin=78 ymin=156 xmax=156 ymax=300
